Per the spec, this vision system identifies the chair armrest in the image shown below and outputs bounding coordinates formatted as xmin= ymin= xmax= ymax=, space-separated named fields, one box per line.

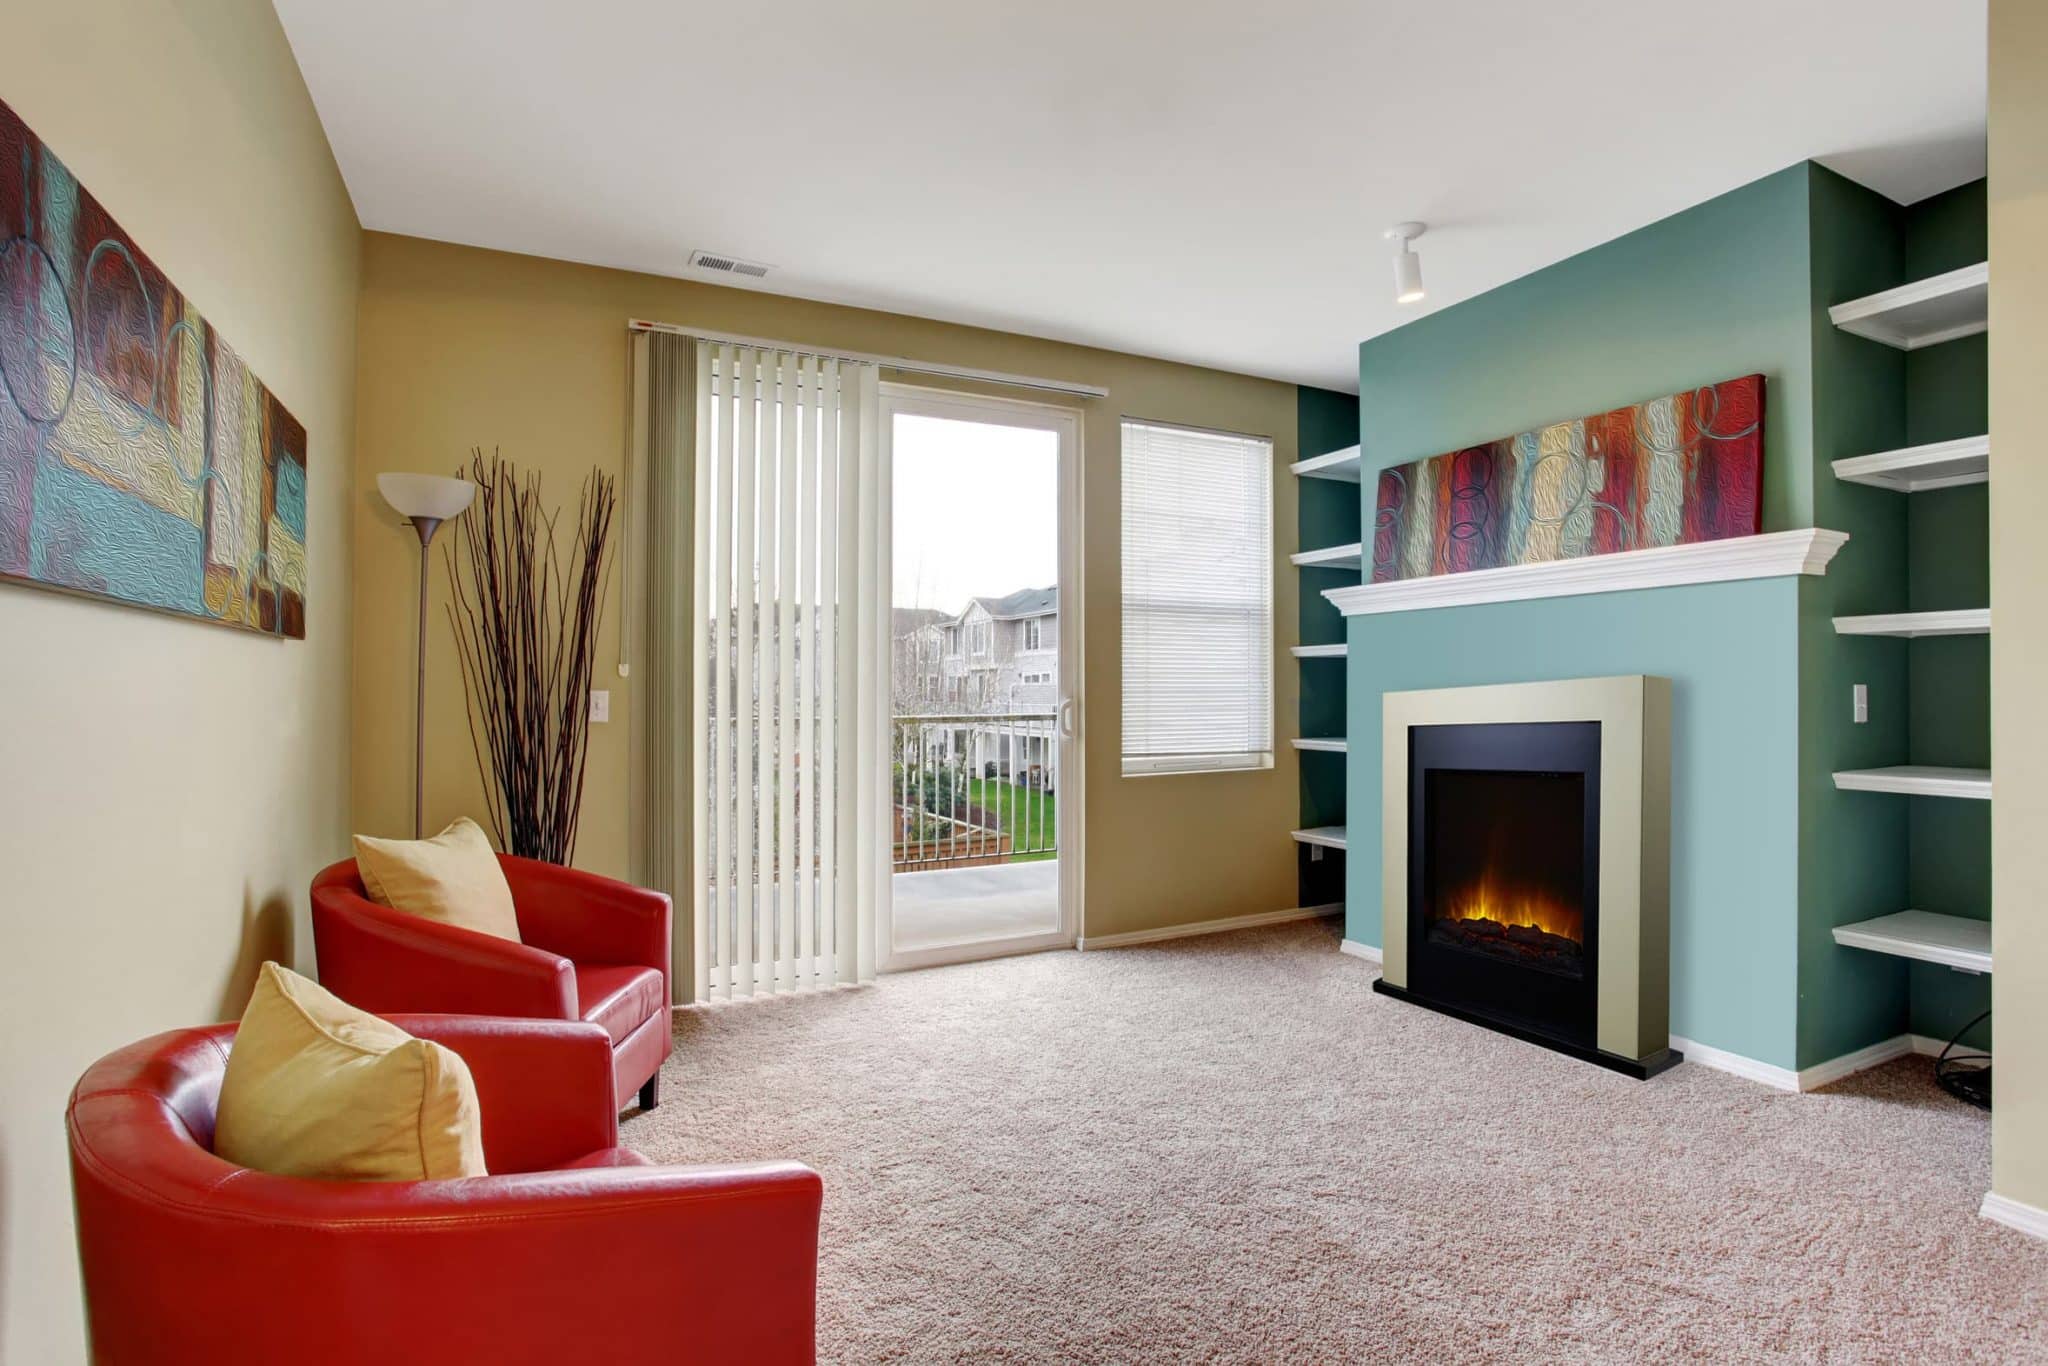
xmin=392 ymin=1016 xmax=617 ymax=1173
xmin=312 ymin=889 xmax=576 ymax=1021
xmin=501 ymin=855 xmax=672 ymax=983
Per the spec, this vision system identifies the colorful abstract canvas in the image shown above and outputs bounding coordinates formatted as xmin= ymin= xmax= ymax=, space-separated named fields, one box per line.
xmin=1369 ymin=374 xmax=1764 ymax=584
xmin=0 ymin=97 xmax=307 ymax=637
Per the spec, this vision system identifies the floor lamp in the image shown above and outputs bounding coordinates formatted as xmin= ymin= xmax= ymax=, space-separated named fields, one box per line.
xmin=377 ymin=472 xmax=477 ymax=838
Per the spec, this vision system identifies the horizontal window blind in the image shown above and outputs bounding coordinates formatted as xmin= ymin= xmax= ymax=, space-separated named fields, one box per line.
xmin=1120 ymin=420 xmax=1273 ymax=776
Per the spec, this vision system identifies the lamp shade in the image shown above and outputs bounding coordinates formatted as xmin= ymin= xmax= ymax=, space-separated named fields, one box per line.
xmin=378 ymin=473 xmax=476 ymax=521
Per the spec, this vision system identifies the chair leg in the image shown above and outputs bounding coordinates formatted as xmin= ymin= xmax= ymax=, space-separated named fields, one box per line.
xmin=637 ymin=1076 xmax=660 ymax=1112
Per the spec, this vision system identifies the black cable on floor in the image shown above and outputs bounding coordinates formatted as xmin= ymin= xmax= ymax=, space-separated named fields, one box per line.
xmin=1935 ymin=1008 xmax=1991 ymax=1110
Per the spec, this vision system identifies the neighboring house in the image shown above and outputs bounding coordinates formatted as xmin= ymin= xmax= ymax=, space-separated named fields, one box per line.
xmin=892 ymin=586 xmax=1059 ymax=790
xmin=893 ymin=586 xmax=1058 ymax=713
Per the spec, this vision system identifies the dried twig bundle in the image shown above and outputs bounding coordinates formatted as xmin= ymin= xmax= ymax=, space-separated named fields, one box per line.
xmin=446 ymin=448 xmax=616 ymax=864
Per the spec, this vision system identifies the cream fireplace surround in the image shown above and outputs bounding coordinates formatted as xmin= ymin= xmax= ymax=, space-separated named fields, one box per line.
xmin=1380 ymin=675 xmax=1675 ymax=1073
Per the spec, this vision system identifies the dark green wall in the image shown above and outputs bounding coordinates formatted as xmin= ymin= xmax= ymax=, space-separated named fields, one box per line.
xmin=1798 ymin=165 xmax=1912 ymax=1066
xmin=1297 ymin=386 xmax=1359 ymax=907
xmin=1903 ymin=180 xmax=1991 ymax=1048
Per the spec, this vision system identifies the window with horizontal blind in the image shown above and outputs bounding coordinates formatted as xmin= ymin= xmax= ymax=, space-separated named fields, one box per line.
xmin=1120 ymin=420 xmax=1273 ymax=776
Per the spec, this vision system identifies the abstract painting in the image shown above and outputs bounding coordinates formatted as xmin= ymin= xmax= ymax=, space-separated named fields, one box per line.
xmin=1370 ymin=374 xmax=1764 ymax=584
xmin=0 ymin=96 xmax=307 ymax=637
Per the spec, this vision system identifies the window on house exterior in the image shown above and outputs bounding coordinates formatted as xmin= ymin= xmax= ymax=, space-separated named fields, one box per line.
xmin=1120 ymin=419 xmax=1273 ymax=776
xmin=1025 ymin=618 xmax=1043 ymax=650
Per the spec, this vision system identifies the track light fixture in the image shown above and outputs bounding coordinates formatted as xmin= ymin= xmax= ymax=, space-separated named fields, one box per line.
xmin=1384 ymin=221 xmax=1427 ymax=304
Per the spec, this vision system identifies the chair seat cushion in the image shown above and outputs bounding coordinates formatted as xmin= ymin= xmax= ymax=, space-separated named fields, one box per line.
xmin=560 ymin=1147 xmax=654 ymax=1170
xmin=574 ymin=964 xmax=666 ymax=1045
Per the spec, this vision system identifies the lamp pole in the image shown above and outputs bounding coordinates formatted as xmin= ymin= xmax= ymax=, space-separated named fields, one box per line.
xmin=407 ymin=515 xmax=446 ymax=839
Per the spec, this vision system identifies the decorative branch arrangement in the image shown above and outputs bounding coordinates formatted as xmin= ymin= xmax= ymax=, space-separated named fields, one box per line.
xmin=446 ymin=448 xmax=616 ymax=865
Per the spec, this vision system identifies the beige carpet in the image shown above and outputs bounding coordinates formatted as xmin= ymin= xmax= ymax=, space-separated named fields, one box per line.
xmin=627 ymin=918 xmax=2046 ymax=1363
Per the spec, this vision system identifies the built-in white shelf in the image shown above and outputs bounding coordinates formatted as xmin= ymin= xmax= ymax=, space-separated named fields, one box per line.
xmin=1292 ymin=543 xmax=1363 ymax=571
xmin=1290 ymin=445 xmax=1362 ymax=482
xmin=1832 ymin=435 xmax=1988 ymax=493
xmin=1833 ymin=910 xmax=1991 ymax=974
xmin=1291 ymin=825 xmax=1348 ymax=851
xmin=1292 ymin=738 xmax=1348 ymax=753
xmin=1833 ymin=609 xmax=1988 ymax=638
xmin=1832 ymin=766 xmax=1991 ymax=800
xmin=1291 ymin=643 xmax=1348 ymax=659
xmin=1325 ymin=528 xmax=1846 ymax=616
xmin=1828 ymin=262 xmax=1988 ymax=350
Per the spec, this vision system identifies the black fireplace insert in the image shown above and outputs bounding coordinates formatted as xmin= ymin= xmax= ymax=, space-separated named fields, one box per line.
xmin=1402 ymin=720 xmax=1601 ymax=1050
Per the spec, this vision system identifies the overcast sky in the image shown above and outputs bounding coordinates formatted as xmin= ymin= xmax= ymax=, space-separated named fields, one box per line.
xmin=891 ymin=414 xmax=1058 ymax=615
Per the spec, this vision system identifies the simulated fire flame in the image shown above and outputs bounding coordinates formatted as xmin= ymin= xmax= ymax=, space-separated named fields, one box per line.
xmin=1437 ymin=864 xmax=1583 ymax=944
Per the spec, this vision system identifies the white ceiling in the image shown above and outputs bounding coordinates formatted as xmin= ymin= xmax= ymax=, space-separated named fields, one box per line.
xmin=274 ymin=0 xmax=1986 ymax=392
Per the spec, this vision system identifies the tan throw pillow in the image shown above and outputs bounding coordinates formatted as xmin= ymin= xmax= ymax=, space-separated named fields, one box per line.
xmin=215 ymin=962 xmax=487 ymax=1181
xmin=353 ymin=817 xmax=521 ymax=942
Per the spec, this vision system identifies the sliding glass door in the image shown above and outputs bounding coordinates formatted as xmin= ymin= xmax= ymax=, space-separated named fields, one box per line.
xmin=879 ymin=387 xmax=1081 ymax=970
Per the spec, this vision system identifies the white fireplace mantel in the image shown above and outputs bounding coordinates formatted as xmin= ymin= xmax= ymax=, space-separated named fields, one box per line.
xmin=1324 ymin=528 xmax=1848 ymax=617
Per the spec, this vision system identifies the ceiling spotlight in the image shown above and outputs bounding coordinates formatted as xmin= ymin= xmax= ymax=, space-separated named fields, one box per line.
xmin=1384 ymin=221 xmax=1427 ymax=304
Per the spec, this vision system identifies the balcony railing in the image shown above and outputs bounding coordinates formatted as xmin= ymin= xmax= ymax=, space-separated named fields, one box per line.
xmin=892 ymin=712 xmax=1058 ymax=871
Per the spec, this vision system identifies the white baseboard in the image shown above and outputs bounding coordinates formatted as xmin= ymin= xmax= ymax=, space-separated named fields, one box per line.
xmin=1670 ymin=1031 xmax=1967 ymax=1093
xmin=1796 ymin=1033 xmax=1922 ymax=1090
xmin=1338 ymin=939 xmax=1383 ymax=964
xmin=1668 ymin=1035 xmax=1802 ymax=1091
xmin=1077 ymin=903 xmax=1340 ymax=951
xmin=1981 ymin=1192 xmax=2048 ymax=1242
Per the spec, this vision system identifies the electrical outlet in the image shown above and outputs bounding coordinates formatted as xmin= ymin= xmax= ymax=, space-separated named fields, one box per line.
xmin=589 ymin=690 xmax=610 ymax=724
xmin=1310 ymin=844 xmax=1324 ymax=862
xmin=1852 ymin=684 xmax=1868 ymax=724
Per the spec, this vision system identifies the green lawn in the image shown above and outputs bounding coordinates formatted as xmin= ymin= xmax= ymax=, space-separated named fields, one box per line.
xmin=963 ymin=777 xmax=1058 ymax=862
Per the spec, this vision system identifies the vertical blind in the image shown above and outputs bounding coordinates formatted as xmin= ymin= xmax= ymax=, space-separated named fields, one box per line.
xmin=1120 ymin=420 xmax=1273 ymax=775
xmin=691 ymin=341 xmax=882 ymax=1000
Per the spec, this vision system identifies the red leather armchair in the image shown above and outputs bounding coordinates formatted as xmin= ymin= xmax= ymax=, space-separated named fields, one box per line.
xmin=68 ymin=1015 xmax=822 ymax=1365
xmin=312 ymin=854 xmax=672 ymax=1110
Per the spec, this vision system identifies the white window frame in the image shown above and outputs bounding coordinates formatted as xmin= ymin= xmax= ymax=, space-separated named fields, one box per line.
xmin=876 ymin=382 xmax=1085 ymax=973
xmin=1119 ymin=418 xmax=1274 ymax=778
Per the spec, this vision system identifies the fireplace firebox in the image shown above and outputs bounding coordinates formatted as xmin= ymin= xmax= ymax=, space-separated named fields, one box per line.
xmin=1410 ymin=722 xmax=1600 ymax=1049
xmin=1375 ymin=677 xmax=1676 ymax=1078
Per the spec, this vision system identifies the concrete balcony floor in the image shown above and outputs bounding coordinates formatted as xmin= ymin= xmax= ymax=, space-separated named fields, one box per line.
xmin=891 ymin=859 xmax=1060 ymax=953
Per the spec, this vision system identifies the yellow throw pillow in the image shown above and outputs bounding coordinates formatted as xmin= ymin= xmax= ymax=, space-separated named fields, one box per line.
xmin=352 ymin=817 xmax=522 ymax=942
xmin=215 ymin=962 xmax=487 ymax=1181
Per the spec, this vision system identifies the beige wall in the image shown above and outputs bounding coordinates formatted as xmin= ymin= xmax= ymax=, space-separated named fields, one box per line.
xmin=1989 ymin=0 xmax=2048 ymax=1220
xmin=0 ymin=3 xmax=361 ymax=1360
xmin=353 ymin=233 xmax=1305 ymax=958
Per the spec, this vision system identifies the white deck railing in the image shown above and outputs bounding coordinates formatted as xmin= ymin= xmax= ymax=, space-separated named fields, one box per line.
xmin=892 ymin=712 xmax=1057 ymax=869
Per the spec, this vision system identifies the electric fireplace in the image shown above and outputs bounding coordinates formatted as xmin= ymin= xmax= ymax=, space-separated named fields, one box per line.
xmin=1375 ymin=677 xmax=1676 ymax=1078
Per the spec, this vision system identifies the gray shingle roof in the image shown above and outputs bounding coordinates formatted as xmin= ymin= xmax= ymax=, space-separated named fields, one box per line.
xmin=971 ymin=586 xmax=1057 ymax=620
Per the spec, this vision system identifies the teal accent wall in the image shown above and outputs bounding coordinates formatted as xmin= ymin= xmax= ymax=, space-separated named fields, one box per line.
xmin=1345 ymin=163 xmax=1974 ymax=1071
xmin=1297 ymin=386 xmax=1359 ymax=907
xmin=1901 ymin=181 xmax=1991 ymax=1049
xmin=1351 ymin=164 xmax=1818 ymax=531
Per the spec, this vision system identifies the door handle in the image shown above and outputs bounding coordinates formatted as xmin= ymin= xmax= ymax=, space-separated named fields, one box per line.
xmin=1058 ymin=696 xmax=1078 ymax=740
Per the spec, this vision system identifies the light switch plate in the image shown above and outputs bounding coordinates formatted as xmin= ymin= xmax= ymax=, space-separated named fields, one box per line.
xmin=589 ymin=690 xmax=611 ymax=724
xmin=1852 ymin=684 xmax=1868 ymax=724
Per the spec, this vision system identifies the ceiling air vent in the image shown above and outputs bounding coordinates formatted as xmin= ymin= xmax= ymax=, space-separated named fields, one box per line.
xmin=687 ymin=249 xmax=771 ymax=278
